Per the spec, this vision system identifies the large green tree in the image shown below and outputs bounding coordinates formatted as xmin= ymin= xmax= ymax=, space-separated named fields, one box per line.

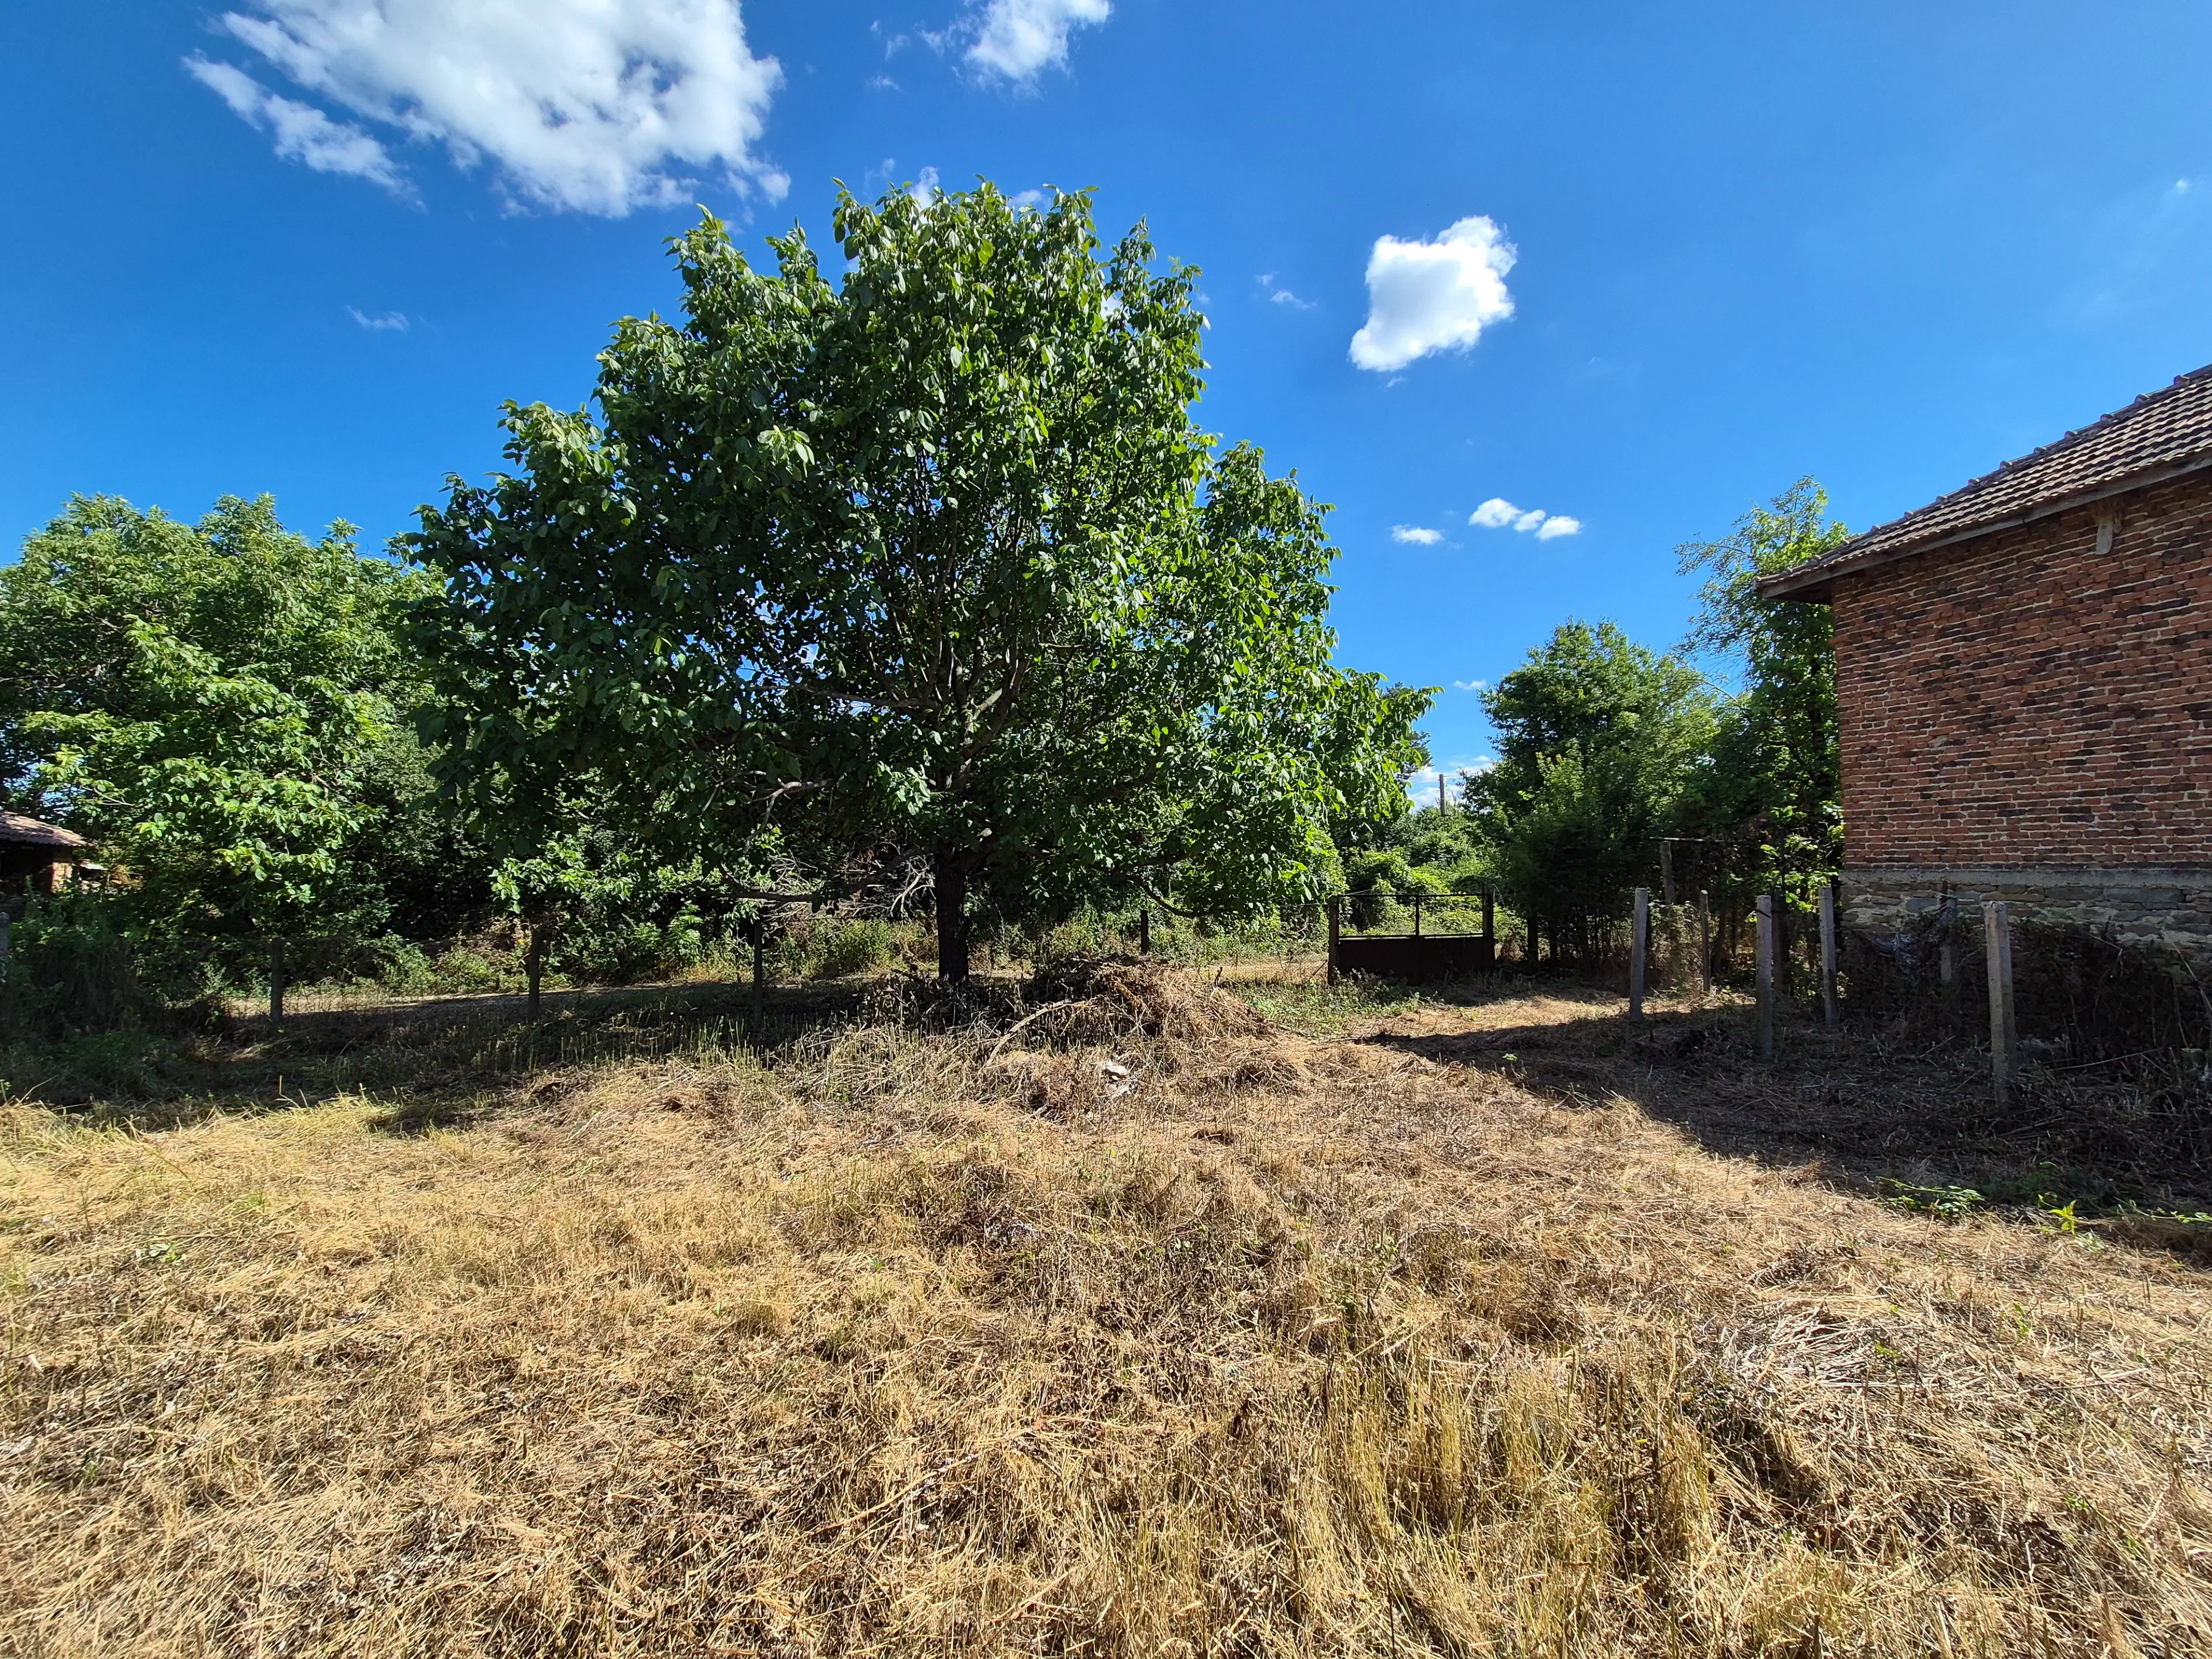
xmin=0 ymin=494 xmax=463 ymax=938
xmin=412 ymin=183 xmax=1426 ymax=978
xmin=1676 ymin=477 xmax=1850 ymax=903
xmin=1467 ymin=621 xmax=1717 ymax=961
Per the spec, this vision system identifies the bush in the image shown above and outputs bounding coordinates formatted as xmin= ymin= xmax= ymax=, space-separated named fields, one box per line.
xmin=1 ymin=907 xmax=161 ymax=1040
xmin=769 ymin=917 xmax=898 ymax=982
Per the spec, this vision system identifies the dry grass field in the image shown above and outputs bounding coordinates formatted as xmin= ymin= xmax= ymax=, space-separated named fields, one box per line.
xmin=3 ymin=967 xmax=2210 ymax=1657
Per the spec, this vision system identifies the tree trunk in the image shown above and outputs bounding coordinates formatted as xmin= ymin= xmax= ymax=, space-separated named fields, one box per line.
xmin=933 ymin=849 xmax=971 ymax=982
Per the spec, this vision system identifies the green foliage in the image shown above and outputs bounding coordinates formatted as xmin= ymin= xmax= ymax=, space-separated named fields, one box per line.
xmin=0 ymin=495 xmax=482 ymax=939
xmin=1677 ymin=478 xmax=1851 ymax=904
xmin=1467 ymin=621 xmax=1717 ymax=959
xmin=411 ymin=183 xmax=1427 ymax=979
xmin=772 ymin=917 xmax=898 ymax=982
xmin=1880 ymin=1180 xmax=1987 ymax=1222
xmin=0 ymin=900 xmax=160 ymax=1040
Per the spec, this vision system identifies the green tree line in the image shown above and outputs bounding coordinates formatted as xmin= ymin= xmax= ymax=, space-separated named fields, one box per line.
xmin=0 ymin=180 xmax=1844 ymax=987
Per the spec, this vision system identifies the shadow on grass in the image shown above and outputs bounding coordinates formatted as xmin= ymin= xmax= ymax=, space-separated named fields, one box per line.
xmin=1354 ymin=987 xmax=2212 ymax=1259
xmin=3 ymin=979 xmax=873 ymax=1131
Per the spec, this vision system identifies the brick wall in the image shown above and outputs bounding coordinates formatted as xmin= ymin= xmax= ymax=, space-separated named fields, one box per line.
xmin=1830 ymin=470 xmax=2212 ymax=869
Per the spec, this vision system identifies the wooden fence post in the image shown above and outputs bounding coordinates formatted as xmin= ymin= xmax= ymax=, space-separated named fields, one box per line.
xmin=1660 ymin=839 xmax=1677 ymax=906
xmin=1630 ymin=887 xmax=1649 ymax=1022
xmin=1139 ymin=908 xmax=1150 ymax=957
xmin=0 ymin=912 xmax=12 ymax=982
xmin=1696 ymin=890 xmax=1713 ymax=996
xmin=1327 ymin=896 xmax=1340 ymax=986
xmin=1984 ymin=900 xmax=2017 ymax=1106
xmin=1411 ymin=892 xmax=1423 ymax=940
xmin=1755 ymin=896 xmax=1776 ymax=1058
xmin=1526 ymin=912 xmax=1539 ymax=968
xmin=1482 ymin=888 xmax=1495 ymax=950
xmin=1819 ymin=882 xmax=1839 ymax=1030
xmin=269 ymin=935 xmax=286 ymax=1026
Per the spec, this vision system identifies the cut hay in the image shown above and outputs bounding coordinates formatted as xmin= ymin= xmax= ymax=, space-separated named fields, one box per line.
xmin=2 ymin=971 xmax=2209 ymax=1657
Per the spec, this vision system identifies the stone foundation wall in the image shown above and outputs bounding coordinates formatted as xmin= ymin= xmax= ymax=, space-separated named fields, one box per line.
xmin=1842 ymin=865 xmax=2212 ymax=963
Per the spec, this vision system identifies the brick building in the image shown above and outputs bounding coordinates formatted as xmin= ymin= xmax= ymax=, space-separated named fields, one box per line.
xmin=1759 ymin=365 xmax=2212 ymax=957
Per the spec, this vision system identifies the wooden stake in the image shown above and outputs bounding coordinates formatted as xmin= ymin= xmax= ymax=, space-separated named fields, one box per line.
xmin=1660 ymin=839 xmax=1677 ymax=906
xmin=1630 ymin=887 xmax=1649 ymax=1022
xmin=1696 ymin=889 xmax=1712 ymax=995
xmin=1984 ymin=900 xmax=2017 ymax=1106
xmin=1819 ymin=882 xmax=1839 ymax=1030
xmin=269 ymin=935 xmax=286 ymax=1026
xmin=1139 ymin=907 xmax=1150 ymax=956
xmin=1327 ymin=896 xmax=1341 ymax=986
xmin=1755 ymin=896 xmax=1776 ymax=1058
xmin=1481 ymin=887 xmax=1495 ymax=948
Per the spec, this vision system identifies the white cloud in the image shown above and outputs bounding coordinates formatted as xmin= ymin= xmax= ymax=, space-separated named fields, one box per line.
xmin=1452 ymin=679 xmax=1487 ymax=692
xmin=1257 ymin=272 xmax=1315 ymax=310
xmin=909 ymin=165 xmax=942 ymax=205
xmin=1391 ymin=525 xmax=1443 ymax=546
xmin=1471 ymin=498 xmax=1582 ymax=539
xmin=192 ymin=0 xmax=784 ymax=217
xmin=187 ymin=57 xmax=406 ymax=194
xmin=1350 ymin=215 xmax=1516 ymax=372
xmin=348 ymin=306 xmax=408 ymax=331
xmin=967 ymin=0 xmax=1111 ymax=82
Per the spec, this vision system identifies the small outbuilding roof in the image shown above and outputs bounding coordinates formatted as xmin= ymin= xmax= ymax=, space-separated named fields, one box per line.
xmin=0 ymin=813 xmax=90 ymax=852
xmin=1760 ymin=362 xmax=2212 ymax=600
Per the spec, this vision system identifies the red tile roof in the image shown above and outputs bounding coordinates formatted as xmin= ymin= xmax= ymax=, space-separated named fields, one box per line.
xmin=0 ymin=813 xmax=89 ymax=851
xmin=1760 ymin=363 xmax=2212 ymax=599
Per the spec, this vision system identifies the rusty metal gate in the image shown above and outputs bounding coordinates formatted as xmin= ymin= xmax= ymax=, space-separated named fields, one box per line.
xmin=1328 ymin=890 xmax=1497 ymax=984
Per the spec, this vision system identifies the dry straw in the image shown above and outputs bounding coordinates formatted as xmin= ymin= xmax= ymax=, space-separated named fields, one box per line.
xmin=2 ymin=965 xmax=2208 ymax=1656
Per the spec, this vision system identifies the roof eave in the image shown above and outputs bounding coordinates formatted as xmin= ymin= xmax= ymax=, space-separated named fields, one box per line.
xmin=1753 ymin=449 xmax=2212 ymax=603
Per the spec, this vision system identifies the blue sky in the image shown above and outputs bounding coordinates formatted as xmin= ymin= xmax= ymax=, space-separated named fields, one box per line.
xmin=7 ymin=3 xmax=2212 ymax=790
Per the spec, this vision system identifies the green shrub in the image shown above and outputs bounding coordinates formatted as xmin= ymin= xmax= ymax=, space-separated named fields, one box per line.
xmin=806 ymin=919 xmax=895 ymax=979
xmin=1 ymin=907 xmax=161 ymax=1039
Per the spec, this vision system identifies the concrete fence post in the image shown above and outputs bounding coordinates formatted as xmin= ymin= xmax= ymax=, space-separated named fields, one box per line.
xmin=1819 ymin=883 xmax=1839 ymax=1031
xmin=1755 ymin=895 xmax=1777 ymax=1059
xmin=1630 ymin=887 xmax=1649 ymax=1022
xmin=750 ymin=923 xmax=767 ymax=1047
xmin=525 ymin=924 xmax=546 ymax=1021
xmin=1937 ymin=893 xmax=1960 ymax=1028
xmin=1984 ymin=900 xmax=2017 ymax=1106
xmin=1697 ymin=889 xmax=1712 ymax=996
